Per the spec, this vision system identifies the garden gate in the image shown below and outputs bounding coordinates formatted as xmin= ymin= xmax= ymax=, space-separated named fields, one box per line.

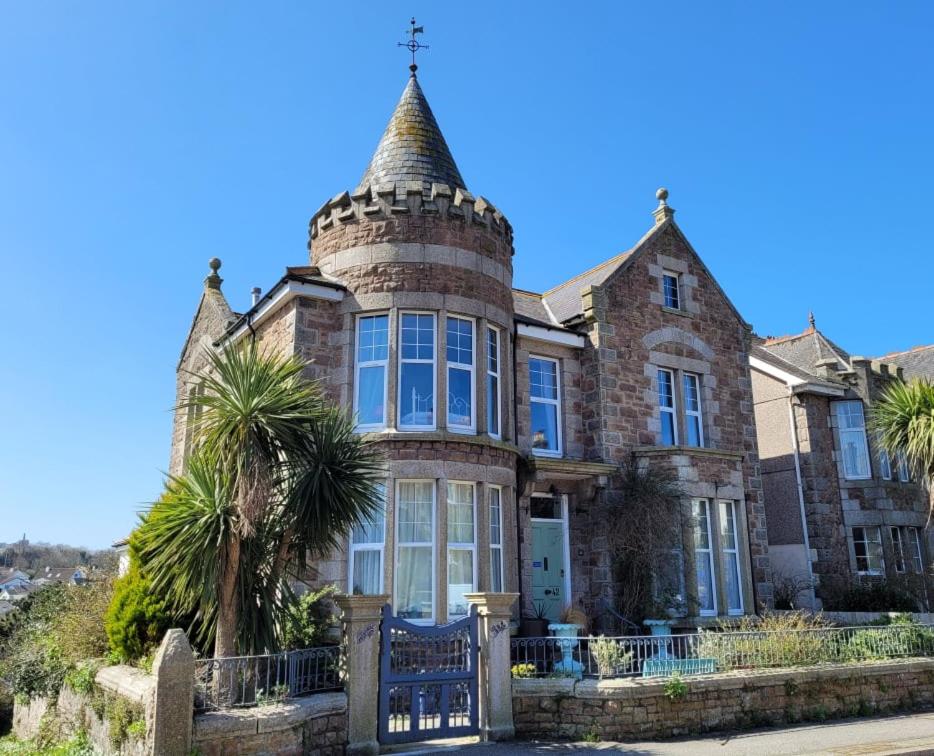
xmin=378 ymin=603 xmax=479 ymax=744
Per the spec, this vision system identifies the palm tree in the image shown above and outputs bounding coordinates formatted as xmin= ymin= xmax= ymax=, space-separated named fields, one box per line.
xmin=871 ymin=378 xmax=934 ymax=510
xmin=134 ymin=342 xmax=383 ymax=658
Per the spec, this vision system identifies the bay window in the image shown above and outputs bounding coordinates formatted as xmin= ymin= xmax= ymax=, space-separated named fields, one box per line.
xmin=719 ymin=500 xmax=743 ymax=614
xmin=447 ymin=482 xmax=476 ymax=618
xmin=399 ymin=313 xmax=436 ymax=430
xmin=395 ymin=481 xmax=435 ymax=621
xmin=834 ymin=401 xmax=871 ymax=480
xmin=530 ymin=357 xmax=561 ymax=455
xmin=658 ymin=369 xmax=678 ymax=445
xmin=692 ymin=498 xmax=717 ymax=616
xmin=852 ymin=526 xmax=884 ymax=575
xmin=446 ymin=317 xmax=474 ymax=432
xmin=907 ymin=527 xmax=924 ymax=574
xmin=487 ymin=327 xmax=501 ymax=438
xmin=354 ymin=314 xmax=389 ymax=430
xmin=349 ymin=483 xmax=385 ymax=595
xmin=490 ymin=486 xmax=504 ymax=592
xmin=683 ymin=373 xmax=704 ymax=447
xmin=891 ymin=526 xmax=907 ymax=573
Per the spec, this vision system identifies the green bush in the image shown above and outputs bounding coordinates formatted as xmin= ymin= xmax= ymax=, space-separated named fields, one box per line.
xmin=824 ymin=582 xmax=918 ymax=612
xmin=105 ymin=563 xmax=171 ymax=662
xmin=281 ymin=586 xmax=339 ymax=649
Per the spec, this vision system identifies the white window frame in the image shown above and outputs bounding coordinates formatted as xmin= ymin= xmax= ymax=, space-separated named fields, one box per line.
xmin=879 ymin=448 xmax=892 ymax=481
xmin=834 ymin=400 xmax=871 ymax=480
xmin=898 ymin=451 xmax=910 ymax=482
xmin=447 ymin=481 xmax=477 ymax=618
xmin=852 ymin=526 xmax=884 ymax=576
xmin=658 ymin=368 xmax=679 ymax=446
xmin=692 ymin=498 xmax=718 ymax=617
xmin=530 ymin=493 xmax=572 ymax=610
xmin=353 ymin=313 xmax=389 ymax=432
xmin=394 ymin=479 xmax=436 ymax=624
xmin=446 ymin=316 xmax=476 ymax=434
xmin=683 ymin=372 xmax=704 ymax=448
xmin=398 ymin=312 xmax=437 ymax=431
xmin=662 ymin=270 xmax=681 ymax=310
xmin=489 ymin=485 xmax=504 ymax=592
xmin=486 ymin=326 xmax=502 ymax=440
xmin=348 ymin=483 xmax=386 ymax=595
xmin=891 ymin=526 xmax=907 ymax=574
xmin=529 ymin=355 xmax=562 ymax=457
xmin=907 ymin=527 xmax=924 ymax=574
xmin=719 ymin=500 xmax=744 ymax=615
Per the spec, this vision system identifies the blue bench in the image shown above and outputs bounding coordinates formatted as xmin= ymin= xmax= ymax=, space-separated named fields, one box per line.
xmin=642 ymin=658 xmax=718 ymax=678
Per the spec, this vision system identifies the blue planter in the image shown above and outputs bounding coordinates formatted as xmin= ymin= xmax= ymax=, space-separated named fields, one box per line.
xmin=644 ymin=618 xmax=676 ymax=660
xmin=548 ymin=623 xmax=583 ymax=679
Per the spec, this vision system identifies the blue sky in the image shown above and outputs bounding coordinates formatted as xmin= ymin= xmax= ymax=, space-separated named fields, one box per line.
xmin=1 ymin=2 xmax=931 ymax=549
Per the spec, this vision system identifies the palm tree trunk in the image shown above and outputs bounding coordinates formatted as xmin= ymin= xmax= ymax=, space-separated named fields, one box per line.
xmin=214 ymin=532 xmax=241 ymax=706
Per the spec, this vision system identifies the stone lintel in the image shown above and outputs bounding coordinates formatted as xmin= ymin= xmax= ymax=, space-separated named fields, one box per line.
xmin=334 ymin=593 xmax=389 ymax=622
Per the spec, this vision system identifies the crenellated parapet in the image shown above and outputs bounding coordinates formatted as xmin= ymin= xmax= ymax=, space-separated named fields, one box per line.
xmin=308 ymin=181 xmax=513 ymax=260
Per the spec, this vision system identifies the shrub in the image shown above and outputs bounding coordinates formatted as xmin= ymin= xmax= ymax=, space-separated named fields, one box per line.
xmin=589 ymin=636 xmax=633 ymax=679
xmin=281 ymin=586 xmax=339 ymax=649
xmin=105 ymin=563 xmax=171 ymax=662
xmin=823 ymin=581 xmax=918 ymax=612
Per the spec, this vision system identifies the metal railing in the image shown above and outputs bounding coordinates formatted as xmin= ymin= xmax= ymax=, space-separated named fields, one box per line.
xmin=194 ymin=646 xmax=342 ymax=711
xmin=511 ymin=623 xmax=934 ymax=680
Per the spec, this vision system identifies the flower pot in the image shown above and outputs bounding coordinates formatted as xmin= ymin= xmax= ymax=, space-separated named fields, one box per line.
xmin=644 ymin=618 xmax=676 ymax=660
xmin=521 ymin=617 xmax=550 ymax=637
xmin=547 ymin=623 xmax=583 ymax=679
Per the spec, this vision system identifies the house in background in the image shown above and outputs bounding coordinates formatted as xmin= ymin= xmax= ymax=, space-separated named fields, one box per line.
xmin=751 ymin=317 xmax=932 ymax=610
xmin=876 ymin=344 xmax=934 ymax=382
xmin=32 ymin=567 xmax=87 ymax=587
xmin=168 ymin=69 xmax=771 ymax=630
xmin=0 ymin=568 xmax=30 ymax=592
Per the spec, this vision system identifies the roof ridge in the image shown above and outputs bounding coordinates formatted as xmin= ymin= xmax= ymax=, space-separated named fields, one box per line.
xmin=762 ymin=326 xmax=815 ymax=346
xmin=876 ymin=344 xmax=934 ymax=359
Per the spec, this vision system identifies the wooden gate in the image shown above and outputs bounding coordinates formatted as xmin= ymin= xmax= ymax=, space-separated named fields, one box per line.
xmin=378 ymin=603 xmax=479 ymax=744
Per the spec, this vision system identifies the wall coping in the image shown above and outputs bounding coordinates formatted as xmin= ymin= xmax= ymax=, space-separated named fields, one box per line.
xmin=513 ymin=658 xmax=934 ymax=700
xmin=193 ymin=691 xmax=347 ymax=739
xmin=95 ymin=665 xmax=154 ymax=706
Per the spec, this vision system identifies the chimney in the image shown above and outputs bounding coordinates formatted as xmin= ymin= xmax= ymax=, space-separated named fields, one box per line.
xmin=251 ymin=287 xmax=262 ymax=307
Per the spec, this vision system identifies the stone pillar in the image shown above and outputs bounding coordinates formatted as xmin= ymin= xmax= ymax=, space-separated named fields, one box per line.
xmin=465 ymin=592 xmax=518 ymax=741
xmin=335 ymin=594 xmax=388 ymax=756
xmin=150 ymin=628 xmax=194 ymax=756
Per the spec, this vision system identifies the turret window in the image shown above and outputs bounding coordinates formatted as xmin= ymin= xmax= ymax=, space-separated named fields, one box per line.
xmin=354 ymin=314 xmax=389 ymax=431
xmin=446 ymin=317 xmax=475 ymax=432
xmin=399 ymin=313 xmax=436 ymax=430
xmin=487 ymin=327 xmax=501 ymax=439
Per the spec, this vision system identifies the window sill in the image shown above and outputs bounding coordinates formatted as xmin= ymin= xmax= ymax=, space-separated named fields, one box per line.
xmin=662 ymin=306 xmax=693 ymax=319
xmin=633 ymin=445 xmax=745 ymax=462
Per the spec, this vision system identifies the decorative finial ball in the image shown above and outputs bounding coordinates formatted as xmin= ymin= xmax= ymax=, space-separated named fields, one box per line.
xmin=656 ymin=187 xmax=669 ymax=202
xmin=208 ymin=257 xmax=222 ymax=274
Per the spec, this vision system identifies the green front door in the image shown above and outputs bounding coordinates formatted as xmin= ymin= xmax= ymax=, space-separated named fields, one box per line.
xmin=531 ymin=520 xmax=566 ymax=621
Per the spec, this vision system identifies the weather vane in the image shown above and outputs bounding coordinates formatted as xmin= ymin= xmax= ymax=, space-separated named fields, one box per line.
xmin=399 ymin=17 xmax=428 ymax=74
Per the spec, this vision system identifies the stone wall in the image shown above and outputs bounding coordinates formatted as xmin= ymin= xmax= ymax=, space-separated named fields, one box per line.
xmin=513 ymin=658 xmax=934 ymax=741
xmin=193 ymin=692 xmax=347 ymax=756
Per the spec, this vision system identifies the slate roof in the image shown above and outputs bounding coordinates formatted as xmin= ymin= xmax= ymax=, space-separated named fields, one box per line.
xmin=512 ymin=289 xmax=557 ymax=327
xmin=760 ymin=324 xmax=852 ymax=375
xmin=357 ymin=75 xmax=466 ymax=194
xmin=876 ymin=344 xmax=934 ymax=380
xmin=750 ymin=343 xmax=845 ymax=391
xmin=541 ymin=251 xmax=635 ymax=324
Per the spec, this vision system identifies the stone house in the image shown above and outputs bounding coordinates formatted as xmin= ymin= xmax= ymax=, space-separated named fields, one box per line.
xmin=169 ymin=71 xmax=770 ymax=630
xmin=750 ymin=318 xmax=932 ymax=610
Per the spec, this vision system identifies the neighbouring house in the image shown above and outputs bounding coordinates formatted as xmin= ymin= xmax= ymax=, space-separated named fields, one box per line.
xmin=112 ymin=537 xmax=130 ymax=577
xmin=32 ymin=566 xmax=87 ymax=586
xmin=0 ymin=584 xmax=37 ymax=603
xmin=876 ymin=344 xmax=934 ymax=382
xmin=750 ymin=316 xmax=932 ymax=610
xmin=0 ymin=567 xmax=30 ymax=592
xmin=169 ymin=69 xmax=771 ymax=630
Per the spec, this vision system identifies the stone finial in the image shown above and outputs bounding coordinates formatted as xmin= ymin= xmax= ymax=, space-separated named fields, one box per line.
xmin=653 ymin=187 xmax=674 ymax=225
xmin=808 ymin=310 xmax=816 ymax=329
xmin=205 ymin=257 xmax=223 ymax=290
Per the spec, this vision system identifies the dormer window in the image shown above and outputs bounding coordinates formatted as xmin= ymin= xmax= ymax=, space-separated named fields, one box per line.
xmin=663 ymin=271 xmax=681 ymax=310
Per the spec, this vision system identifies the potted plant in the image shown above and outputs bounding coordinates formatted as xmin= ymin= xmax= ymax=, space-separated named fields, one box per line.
xmin=520 ymin=602 xmax=550 ymax=637
xmin=548 ymin=605 xmax=589 ymax=679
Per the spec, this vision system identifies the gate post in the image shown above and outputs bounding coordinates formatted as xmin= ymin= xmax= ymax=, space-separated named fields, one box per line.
xmin=335 ymin=594 xmax=388 ymax=756
xmin=465 ymin=592 xmax=519 ymax=741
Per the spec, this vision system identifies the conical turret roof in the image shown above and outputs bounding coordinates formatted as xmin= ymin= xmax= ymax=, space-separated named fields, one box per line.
xmin=356 ymin=75 xmax=466 ymax=194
